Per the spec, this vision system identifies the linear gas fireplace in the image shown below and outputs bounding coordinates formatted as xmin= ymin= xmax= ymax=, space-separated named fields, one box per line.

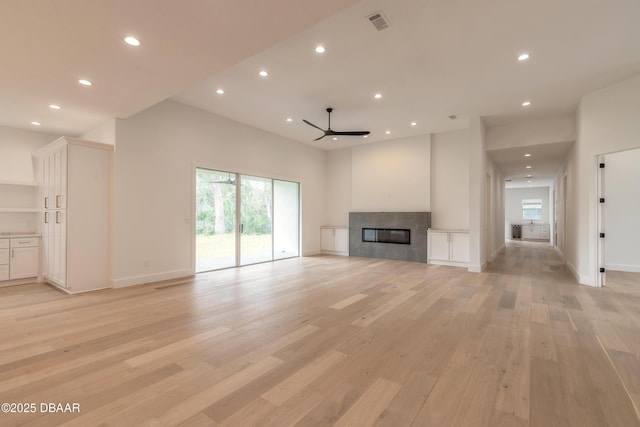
xmin=349 ymin=212 xmax=431 ymax=263
xmin=362 ymin=228 xmax=410 ymax=245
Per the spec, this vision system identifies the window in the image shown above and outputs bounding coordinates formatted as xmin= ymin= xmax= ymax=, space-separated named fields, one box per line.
xmin=522 ymin=199 xmax=542 ymax=220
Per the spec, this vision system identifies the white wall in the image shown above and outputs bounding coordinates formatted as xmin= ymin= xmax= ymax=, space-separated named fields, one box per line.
xmin=603 ymin=148 xmax=640 ymax=272
xmin=324 ymin=148 xmax=352 ymax=226
xmin=505 ymin=187 xmax=550 ymax=229
xmin=486 ymin=115 xmax=576 ymax=150
xmin=573 ymin=73 xmax=640 ymax=285
xmin=487 ymin=157 xmax=505 ymax=261
xmin=0 ymin=125 xmax=57 ymax=182
xmin=468 ymin=117 xmax=487 ymax=272
xmin=431 ymin=129 xmax=469 ymax=230
xmin=112 ymin=100 xmax=327 ymax=287
xmin=80 ymin=118 xmax=117 ymax=145
xmin=351 ymin=135 xmax=431 ymax=212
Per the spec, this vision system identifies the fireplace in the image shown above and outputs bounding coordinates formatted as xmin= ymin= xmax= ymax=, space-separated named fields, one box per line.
xmin=362 ymin=228 xmax=410 ymax=245
xmin=349 ymin=212 xmax=431 ymax=263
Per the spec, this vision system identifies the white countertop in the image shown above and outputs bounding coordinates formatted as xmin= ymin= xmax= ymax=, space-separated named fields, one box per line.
xmin=0 ymin=233 xmax=41 ymax=238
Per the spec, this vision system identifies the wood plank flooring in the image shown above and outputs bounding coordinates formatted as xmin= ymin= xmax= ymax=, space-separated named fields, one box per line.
xmin=1 ymin=241 xmax=639 ymax=426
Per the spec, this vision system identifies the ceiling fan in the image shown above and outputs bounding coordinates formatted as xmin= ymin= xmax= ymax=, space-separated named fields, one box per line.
xmin=303 ymin=108 xmax=370 ymax=141
xmin=208 ymin=173 xmax=236 ymax=185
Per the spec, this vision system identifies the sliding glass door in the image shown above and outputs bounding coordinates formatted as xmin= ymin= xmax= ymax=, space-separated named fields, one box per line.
xmin=195 ymin=169 xmax=237 ymax=272
xmin=196 ymin=168 xmax=299 ymax=273
xmin=274 ymin=180 xmax=300 ymax=260
xmin=240 ymin=175 xmax=273 ymax=265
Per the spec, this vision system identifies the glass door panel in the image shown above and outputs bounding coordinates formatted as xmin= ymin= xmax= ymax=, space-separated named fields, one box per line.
xmin=273 ymin=180 xmax=300 ymax=260
xmin=240 ymin=175 xmax=273 ymax=265
xmin=195 ymin=169 xmax=237 ymax=272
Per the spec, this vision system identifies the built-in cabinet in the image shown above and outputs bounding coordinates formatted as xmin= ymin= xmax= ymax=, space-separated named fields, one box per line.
xmin=0 ymin=236 xmax=39 ymax=283
xmin=320 ymin=226 xmax=348 ymax=256
xmin=427 ymin=229 xmax=469 ymax=267
xmin=34 ymin=137 xmax=113 ymax=293
xmin=521 ymin=223 xmax=550 ymax=241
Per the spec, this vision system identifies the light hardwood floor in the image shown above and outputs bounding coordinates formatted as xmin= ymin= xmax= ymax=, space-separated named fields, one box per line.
xmin=1 ymin=242 xmax=639 ymax=426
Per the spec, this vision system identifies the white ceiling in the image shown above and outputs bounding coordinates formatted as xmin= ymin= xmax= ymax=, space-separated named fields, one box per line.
xmin=2 ymin=0 xmax=640 ymax=181
xmin=488 ymin=141 xmax=574 ymax=188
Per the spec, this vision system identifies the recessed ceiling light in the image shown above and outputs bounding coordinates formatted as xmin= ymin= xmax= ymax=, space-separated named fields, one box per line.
xmin=410 ymin=122 xmax=417 ymax=126
xmin=363 ymin=135 xmax=368 ymax=138
xmin=524 ymin=153 xmax=531 ymax=157
xmin=124 ymin=36 xmax=141 ymax=47
xmin=30 ymin=121 xmax=41 ymax=126
xmin=385 ymin=130 xmax=391 ymax=134
xmin=315 ymin=45 xmax=326 ymax=54
xmin=216 ymin=89 xmax=225 ymax=95
xmin=522 ymin=101 xmax=532 ymax=107
xmin=259 ymin=70 xmax=269 ymax=77
xmin=526 ymin=174 xmax=533 ymax=178
xmin=78 ymin=79 xmax=93 ymax=86
xmin=332 ymin=137 xmax=338 ymax=141
xmin=49 ymin=104 xmax=61 ymax=110
xmin=374 ymin=93 xmax=382 ymax=99
xmin=526 ymin=165 xmax=532 ymax=169
xmin=517 ymin=53 xmax=531 ymax=61
xmin=285 ymin=117 xmax=293 ymax=122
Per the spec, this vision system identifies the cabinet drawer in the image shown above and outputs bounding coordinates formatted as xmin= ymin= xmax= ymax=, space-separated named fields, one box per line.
xmin=0 ymin=264 xmax=8 ymax=281
xmin=0 ymin=249 xmax=9 ymax=265
xmin=10 ymin=237 xmax=39 ymax=248
xmin=0 ymin=239 xmax=8 ymax=249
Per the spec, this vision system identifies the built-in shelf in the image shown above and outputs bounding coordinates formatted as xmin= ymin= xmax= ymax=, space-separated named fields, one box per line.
xmin=0 ymin=180 xmax=38 ymax=187
xmin=0 ymin=208 xmax=39 ymax=213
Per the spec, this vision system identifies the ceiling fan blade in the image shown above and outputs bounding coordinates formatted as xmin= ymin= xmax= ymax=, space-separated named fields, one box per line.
xmin=313 ymin=134 xmax=327 ymax=141
xmin=332 ymin=131 xmax=371 ymax=136
xmin=303 ymin=119 xmax=325 ymax=132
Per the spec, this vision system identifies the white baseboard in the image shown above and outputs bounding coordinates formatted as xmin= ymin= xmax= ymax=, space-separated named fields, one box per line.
xmin=605 ymin=264 xmax=640 ymax=273
xmin=112 ymin=269 xmax=193 ymax=288
xmin=489 ymin=244 xmax=505 ymax=262
xmin=302 ymin=250 xmax=321 ymax=257
xmin=320 ymin=250 xmax=348 ymax=257
xmin=566 ymin=259 xmax=580 ymax=283
xmin=565 ymin=260 xmax=596 ymax=287
xmin=428 ymin=260 xmax=468 ymax=268
xmin=553 ymin=246 xmax=565 ymax=261
xmin=468 ymin=264 xmax=483 ymax=273
xmin=0 ymin=277 xmax=39 ymax=288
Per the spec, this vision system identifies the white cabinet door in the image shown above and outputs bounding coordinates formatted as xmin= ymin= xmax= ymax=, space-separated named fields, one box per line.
xmin=0 ymin=244 xmax=8 ymax=281
xmin=10 ymin=246 xmax=39 ymax=279
xmin=429 ymin=232 xmax=450 ymax=261
xmin=42 ymin=212 xmax=51 ymax=278
xmin=522 ymin=225 xmax=537 ymax=239
xmin=450 ymin=233 xmax=470 ymax=263
xmin=320 ymin=228 xmax=334 ymax=251
xmin=333 ymin=228 xmax=349 ymax=253
xmin=53 ymin=210 xmax=67 ymax=288
xmin=52 ymin=147 xmax=67 ymax=209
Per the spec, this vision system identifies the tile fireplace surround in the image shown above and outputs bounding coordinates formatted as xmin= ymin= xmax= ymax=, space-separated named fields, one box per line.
xmin=349 ymin=212 xmax=431 ymax=263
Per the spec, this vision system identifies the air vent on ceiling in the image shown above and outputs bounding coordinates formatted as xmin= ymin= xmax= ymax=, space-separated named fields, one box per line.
xmin=505 ymin=179 xmax=513 ymax=182
xmin=448 ymin=115 xmax=457 ymax=120
xmin=367 ymin=11 xmax=390 ymax=31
